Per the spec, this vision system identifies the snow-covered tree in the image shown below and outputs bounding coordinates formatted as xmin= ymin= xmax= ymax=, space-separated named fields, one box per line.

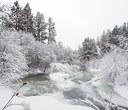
xmin=112 ymin=25 xmax=120 ymax=36
xmin=26 ymin=43 xmax=56 ymax=73
xmin=7 ymin=1 xmax=23 ymax=31
xmin=116 ymin=35 xmax=128 ymax=50
xmin=22 ymin=3 xmax=33 ymax=32
xmin=57 ymin=47 xmax=78 ymax=64
xmin=79 ymin=37 xmax=98 ymax=61
xmin=0 ymin=3 xmax=11 ymax=30
xmin=33 ymin=12 xmax=47 ymax=43
xmin=100 ymin=30 xmax=111 ymax=55
xmin=0 ymin=31 xmax=28 ymax=82
xmin=78 ymin=37 xmax=98 ymax=70
xmin=47 ymin=17 xmax=56 ymax=44
xmin=99 ymin=23 xmax=128 ymax=53
xmin=98 ymin=47 xmax=128 ymax=85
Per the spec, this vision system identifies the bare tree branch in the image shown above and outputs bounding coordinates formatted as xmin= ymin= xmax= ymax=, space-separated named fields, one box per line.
xmin=1 ymin=82 xmax=27 ymax=110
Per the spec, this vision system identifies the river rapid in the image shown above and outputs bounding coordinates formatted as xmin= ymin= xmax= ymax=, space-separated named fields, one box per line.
xmin=12 ymin=70 xmax=128 ymax=110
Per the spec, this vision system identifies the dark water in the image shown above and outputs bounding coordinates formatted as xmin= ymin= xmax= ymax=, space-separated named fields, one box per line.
xmin=16 ymin=74 xmax=59 ymax=96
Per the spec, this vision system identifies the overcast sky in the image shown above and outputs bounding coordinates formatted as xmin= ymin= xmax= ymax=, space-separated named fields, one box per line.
xmin=3 ymin=0 xmax=128 ymax=49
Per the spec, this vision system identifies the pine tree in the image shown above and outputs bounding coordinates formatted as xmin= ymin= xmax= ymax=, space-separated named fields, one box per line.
xmin=122 ymin=22 xmax=127 ymax=32
xmin=100 ymin=30 xmax=111 ymax=54
xmin=96 ymin=36 xmax=100 ymax=47
xmin=79 ymin=37 xmax=97 ymax=61
xmin=109 ymin=25 xmax=120 ymax=46
xmin=121 ymin=22 xmax=128 ymax=36
xmin=8 ymin=1 xmax=23 ymax=31
xmin=33 ymin=12 xmax=47 ymax=42
xmin=48 ymin=17 xmax=56 ymax=44
xmin=112 ymin=25 xmax=119 ymax=36
xmin=22 ymin=3 xmax=33 ymax=32
xmin=126 ymin=22 xmax=128 ymax=32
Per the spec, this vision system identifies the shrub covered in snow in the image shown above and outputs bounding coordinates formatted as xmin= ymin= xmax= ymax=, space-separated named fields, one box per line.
xmin=98 ymin=47 xmax=128 ymax=85
xmin=27 ymin=44 xmax=79 ymax=74
xmin=0 ymin=31 xmax=28 ymax=83
xmin=48 ymin=63 xmax=80 ymax=75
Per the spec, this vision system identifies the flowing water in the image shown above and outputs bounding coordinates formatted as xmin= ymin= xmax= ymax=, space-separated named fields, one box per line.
xmin=12 ymin=71 xmax=128 ymax=110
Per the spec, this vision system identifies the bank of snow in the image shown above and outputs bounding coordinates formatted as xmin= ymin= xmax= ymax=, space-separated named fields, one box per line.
xmin=0 ymin=86 xmax=26 ymax=110
xmin=49 ymin=72 xmax=75 ymax=89
xmin=26 ymin=95 xmax=94 ymax=110
xmin=0 ymin=86 xmax=94 ymax=110
xmin=115 ymin=85 xmax=128 ymax=100
xmin=50 ymin=72 xmax=70 ymax=82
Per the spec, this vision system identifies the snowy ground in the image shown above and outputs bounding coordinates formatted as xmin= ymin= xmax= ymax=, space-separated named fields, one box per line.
xmin=0 ymin=87 xmax=25 ymax=110
xmin=115 ymin=85 xmax=128 ymax=100
xmin=26 ymin=96 xmax=94 ymax=110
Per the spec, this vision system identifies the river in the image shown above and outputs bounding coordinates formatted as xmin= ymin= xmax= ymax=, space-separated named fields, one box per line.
xmin=12 ymin=70 xmax=128 ymax=110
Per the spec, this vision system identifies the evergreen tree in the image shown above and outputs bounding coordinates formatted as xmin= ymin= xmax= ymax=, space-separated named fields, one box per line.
xmin=122 ymin=22 xmax=127 ymax=32
xmin=96 ymin=36 xmax=100 ymax=47
xmin=99 ymin=23 xmax=128 ymax=55
xmin=120 ymin=22 xmax=128 ymax=36
xmin=109 ymin=25 xmax=120 ymax=46
xmin=48 ymin=17 xmax=56 ymax=44
xmin=112 ymin=25 xmax=119 ymax=36
xmin=22 ymin=3 xmax=33 ymax=32
xmin=8 ymin=1 xmax=23 ymax=31
xmin=33 ymin=12 xmax=47 ymax=42
xmin=79 ymin=37 xmax=97 ymax=62
xmin=126 ymin=22 xmax=128 ymax=32
xmin=100 ymin=30 xmax=111 ymax=55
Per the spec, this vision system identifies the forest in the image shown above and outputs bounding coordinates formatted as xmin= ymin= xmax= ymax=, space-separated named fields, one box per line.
xmin=0 ymin=1 xmax=128 ymax=110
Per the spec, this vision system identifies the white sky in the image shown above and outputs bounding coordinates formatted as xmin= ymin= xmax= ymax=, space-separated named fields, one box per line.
xmin=2 ymin=0 xmax=128 ymax=50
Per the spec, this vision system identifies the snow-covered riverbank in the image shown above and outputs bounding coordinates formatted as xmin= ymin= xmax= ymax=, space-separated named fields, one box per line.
xmin=89 ymin=68 xmax=128 ymax=108
xmin=0 ymin=86 xmax=94 ymax=110
xmin=115 ymin=85 xmax=128 ymax=100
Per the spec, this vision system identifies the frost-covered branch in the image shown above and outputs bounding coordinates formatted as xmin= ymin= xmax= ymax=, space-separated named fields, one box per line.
xmin=81 ymin=98 xmax=100 ymax=110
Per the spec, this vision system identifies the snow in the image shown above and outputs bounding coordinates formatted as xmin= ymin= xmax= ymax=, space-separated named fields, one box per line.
xmin=50 ymin=72 xmax=70 ymax=82
xmin=0 ymin=87 xmax=25 ymax=110
xmin=88 ymin=68 xmax=101 ymax=72
xmin=97 ymin=48 xmax=128 ymax=84
xmin=26 ymin=95 xmax=94 ymax=110
xmin=49 ymin=63 xmax=72 ymax=74
xmin=115 ymin=85 xmax=128 ymax=100
xmin=0 ymin=86 xmax=94 ymax=110
xmin=49 ymin=72 xmax=75 ymax=89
